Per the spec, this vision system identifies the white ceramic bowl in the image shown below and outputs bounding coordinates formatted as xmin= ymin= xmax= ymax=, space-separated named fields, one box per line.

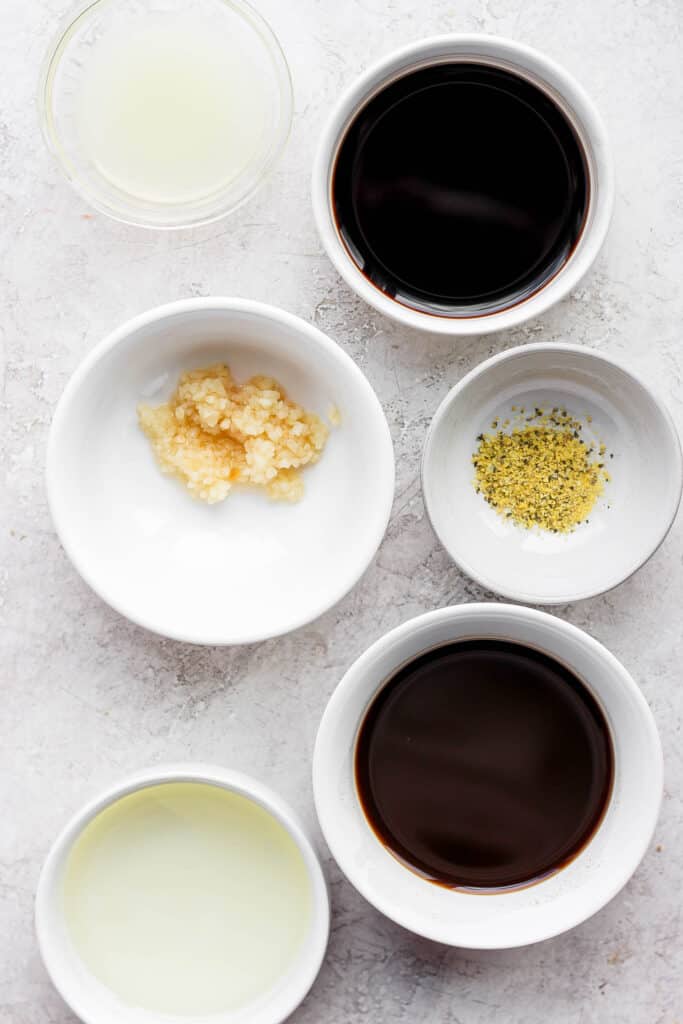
xmin=422 ymin=343 xmax=682 ymax=604
xmin=36 ymin=764 xmax=330 ymax=1024
xmin=312 ymin=34 xmax=614 ymax=335
xmin=47 ymin=298 xmax=394 ymax=644
xmin=313 ymin=604 xmax=662 ymax=949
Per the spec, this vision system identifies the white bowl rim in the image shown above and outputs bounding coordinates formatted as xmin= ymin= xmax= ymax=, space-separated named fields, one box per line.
xmin=35 ymin=762 xmax=330 ymax=1024
xmin=38 ymin=0 xmax=294 ymax=230
xmin=46 ymin=296 xmax=395 ymax=645
xmin=311 ymin=33 xmax=615 ymax=336
xmin=312 ymin=603 xmax=663 ymax=948
xmin=421 ymin=341 xmax=683 ymax=603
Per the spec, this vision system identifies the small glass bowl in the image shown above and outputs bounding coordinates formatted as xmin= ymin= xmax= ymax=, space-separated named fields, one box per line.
xmin=39 ymin=0 xmax=293 ymax=229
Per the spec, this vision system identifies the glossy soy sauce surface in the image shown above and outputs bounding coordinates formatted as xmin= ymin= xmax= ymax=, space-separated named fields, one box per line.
xmin=355 ymin=639 xmax=613 ymax=890
xmin=333 ymin=63 xmax=589 ymax=316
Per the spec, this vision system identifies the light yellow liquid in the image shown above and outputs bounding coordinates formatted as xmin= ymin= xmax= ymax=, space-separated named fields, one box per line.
xmin=78 ymin=17 xmax=270 ymax=203
xmin=63 ymin=783 xmax=312 ymax=1016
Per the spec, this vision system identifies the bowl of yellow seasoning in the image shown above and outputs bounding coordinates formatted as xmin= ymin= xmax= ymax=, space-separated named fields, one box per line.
xmin=422 ymin=343 xmax=682 ymax=604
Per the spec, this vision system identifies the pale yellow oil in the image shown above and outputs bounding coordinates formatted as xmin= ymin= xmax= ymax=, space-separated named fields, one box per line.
xmin=78 ymin=16 xmax=269 ymax=203
xmin=62 ymin=782 xmax=312 ymax=1016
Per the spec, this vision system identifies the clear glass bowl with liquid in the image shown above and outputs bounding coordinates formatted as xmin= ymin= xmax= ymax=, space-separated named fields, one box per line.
xmin=39 ymin=0 xmax=293 ymax=228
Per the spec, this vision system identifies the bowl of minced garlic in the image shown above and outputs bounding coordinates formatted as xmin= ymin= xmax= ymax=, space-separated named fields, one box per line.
xmin=472 ymin=406 xmax=611 ymax=533
xmin=138 ymin=364 xmax=334 ymax=504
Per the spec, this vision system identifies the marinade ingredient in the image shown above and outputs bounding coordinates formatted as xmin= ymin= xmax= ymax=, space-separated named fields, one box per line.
xmin=472 ymin=407 xmax=611 ymax=532
xmin=138 ymin=364 xmax=329 ymax=504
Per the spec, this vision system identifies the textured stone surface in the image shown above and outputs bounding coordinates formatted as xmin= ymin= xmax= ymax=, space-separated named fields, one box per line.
xmin=1 ymin=0 xmax=682 ymax=1021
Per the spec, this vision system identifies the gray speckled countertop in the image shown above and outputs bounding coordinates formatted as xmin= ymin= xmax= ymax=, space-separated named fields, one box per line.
xmin=2 ymin=0 xmax=682 ymax=1021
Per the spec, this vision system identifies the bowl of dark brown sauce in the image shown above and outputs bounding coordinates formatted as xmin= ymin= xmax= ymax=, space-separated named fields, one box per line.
xmin=313 ymin=604 xmax=662 ymax=948
xmin=312 ymin=36 xmax=614 ymax=335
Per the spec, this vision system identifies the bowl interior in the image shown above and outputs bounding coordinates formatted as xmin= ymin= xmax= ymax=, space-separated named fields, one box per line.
xmin=48 ymin=303 xmax=394 ymax=643
xmin=36 ymin=766 xmax=330 ymax=1024
xmin=423 ymin=346 xmax=681 ymax=603
xmin=41 ymin=0 xmax=292 ymax=228
xmin=313 ymin=605 xmax=662 ymax=948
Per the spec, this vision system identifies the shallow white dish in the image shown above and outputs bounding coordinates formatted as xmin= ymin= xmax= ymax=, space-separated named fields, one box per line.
xmin=312 ymin=34 xmax=614 ymax=336
xmin=422 ymin=343 xmax=682 ymax=604
xmin=47 ymin=298 xmax=394 ymax=644
xmin=36 ymin=763 xmax=330 ymax=1024
xmin=313 ymin=603 xmax=663 ymax=949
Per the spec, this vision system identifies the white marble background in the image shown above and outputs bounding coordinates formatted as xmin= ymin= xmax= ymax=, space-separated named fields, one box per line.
xmin=2 ymin=0 xmax=682 ymax=1021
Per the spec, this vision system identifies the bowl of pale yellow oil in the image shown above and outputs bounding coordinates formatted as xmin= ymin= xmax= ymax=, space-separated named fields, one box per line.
xmin=39 ymin=0 xmax=293 ymax=227
xmin=35 ymin=765 xmax=329 ymax=1024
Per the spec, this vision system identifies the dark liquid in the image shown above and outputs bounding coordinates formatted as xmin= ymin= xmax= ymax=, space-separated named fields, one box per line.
xmin=355 ymin=639 xmax=613 ymax=890
xmin=333 ymin=63 xmax=589 ymax=316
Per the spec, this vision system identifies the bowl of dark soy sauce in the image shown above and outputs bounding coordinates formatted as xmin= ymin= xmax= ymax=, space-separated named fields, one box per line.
xmin=313 ymin=604 xmax=662 ymax=948
xmin=312 ymin=36 xmax=614 ymax=335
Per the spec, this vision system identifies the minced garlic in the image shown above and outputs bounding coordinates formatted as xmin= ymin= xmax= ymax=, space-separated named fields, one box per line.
xmin=138 ymin=364 xmax=329 ymax=504
xmin=472 ymin=407 xmax=611 ymax=533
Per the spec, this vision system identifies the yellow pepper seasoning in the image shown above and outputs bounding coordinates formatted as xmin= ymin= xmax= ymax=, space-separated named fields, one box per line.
xmin=472 ymin=408 xmax=611 ymax=533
